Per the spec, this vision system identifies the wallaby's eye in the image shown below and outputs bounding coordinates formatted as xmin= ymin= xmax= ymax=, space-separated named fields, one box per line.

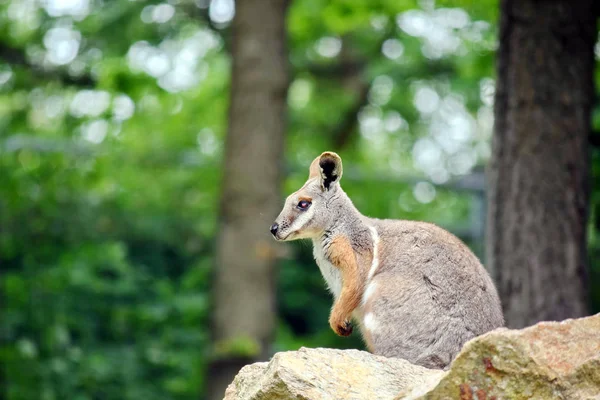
xmin=297 ymin=200 xmax=311 ymax=210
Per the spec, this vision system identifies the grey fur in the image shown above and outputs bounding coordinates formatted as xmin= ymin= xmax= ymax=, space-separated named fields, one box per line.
xmin=272 ymin=152 xmax=504 ymax=370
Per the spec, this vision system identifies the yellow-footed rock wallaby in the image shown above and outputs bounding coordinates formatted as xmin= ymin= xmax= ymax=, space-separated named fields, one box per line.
xmin=270 ymin=151 xmax=504 ymax=370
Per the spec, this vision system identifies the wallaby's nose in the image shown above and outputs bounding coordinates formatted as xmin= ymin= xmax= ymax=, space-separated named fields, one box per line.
xmin=270 ymin=223 xmax=279 ymax=236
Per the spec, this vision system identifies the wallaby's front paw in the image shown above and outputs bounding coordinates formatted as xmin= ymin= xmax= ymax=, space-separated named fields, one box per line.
xmin=339 ymin=320 xmax=353 ymax=336
xmin=330 ymin=317 xmax=353 ymax=337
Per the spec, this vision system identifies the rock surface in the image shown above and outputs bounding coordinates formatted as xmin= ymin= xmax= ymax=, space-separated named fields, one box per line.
xmin=224 ymin=347 xmax=444 ymax=400
xmin=224 ymin=313 xmax=600 ymax=400
xmin=418 ymin=313 xmax=600 ymax=400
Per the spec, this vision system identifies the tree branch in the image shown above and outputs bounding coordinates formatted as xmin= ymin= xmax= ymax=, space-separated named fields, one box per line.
xmin=299 ymin=60 xmax=365 ymax=78
xmin=332 ymin=80 xmax=370 ymax=149
xmin=0 ymin=43 xmax=95 ymax=87
xmin=320 ymin=30 xmax=395 ymax=151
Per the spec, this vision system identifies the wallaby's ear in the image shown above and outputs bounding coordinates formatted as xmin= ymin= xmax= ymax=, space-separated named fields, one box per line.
xmin=308 ymin=151 xmax=343 ymax=191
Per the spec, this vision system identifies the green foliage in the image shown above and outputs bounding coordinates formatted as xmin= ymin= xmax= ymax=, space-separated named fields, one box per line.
xmin=1 ymin=0 xmax=599 ymax=399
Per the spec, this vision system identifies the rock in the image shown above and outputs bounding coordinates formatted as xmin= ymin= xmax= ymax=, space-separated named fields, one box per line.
xmin=224 ymin=313 xmax=600 ymax=400
xmin=223 ymin=347 xmax=444 ymax=400
xmin=419 ymin=313 xmax=600 ymax=400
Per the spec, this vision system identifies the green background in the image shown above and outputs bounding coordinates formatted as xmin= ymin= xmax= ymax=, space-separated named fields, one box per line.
xmin=1 ymin=0 xmax=599 ymax=399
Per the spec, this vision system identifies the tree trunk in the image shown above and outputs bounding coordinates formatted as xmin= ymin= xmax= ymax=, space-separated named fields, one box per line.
xmin=487 ymin=0 xmax=595 ymax=328
xmin=205 ymin=0 xmax=289 ymax=399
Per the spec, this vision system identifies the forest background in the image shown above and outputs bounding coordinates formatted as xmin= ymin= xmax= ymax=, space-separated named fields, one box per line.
xmin=1 ymin=0 xmax=599 ymax=399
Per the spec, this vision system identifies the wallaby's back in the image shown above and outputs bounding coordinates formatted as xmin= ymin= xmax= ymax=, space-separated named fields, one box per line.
xmin=362 ymin=218 xmax=503 ymax=368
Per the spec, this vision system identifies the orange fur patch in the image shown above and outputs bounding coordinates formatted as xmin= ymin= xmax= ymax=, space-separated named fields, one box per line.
xmin=327 ymin=236 xmax=369 ymax=336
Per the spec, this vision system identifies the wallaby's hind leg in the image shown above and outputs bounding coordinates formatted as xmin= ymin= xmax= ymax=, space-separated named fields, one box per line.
xmin=362 ymin=272 xmax=473 ymax=369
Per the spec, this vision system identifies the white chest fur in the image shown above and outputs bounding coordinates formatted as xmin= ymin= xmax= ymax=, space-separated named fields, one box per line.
xmin=312 ymin=239 xmax=342 ymax=298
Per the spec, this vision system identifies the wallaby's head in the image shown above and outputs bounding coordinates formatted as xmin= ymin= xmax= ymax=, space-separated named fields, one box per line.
xmin=270 ymin=151 xmax=344 ymax=241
